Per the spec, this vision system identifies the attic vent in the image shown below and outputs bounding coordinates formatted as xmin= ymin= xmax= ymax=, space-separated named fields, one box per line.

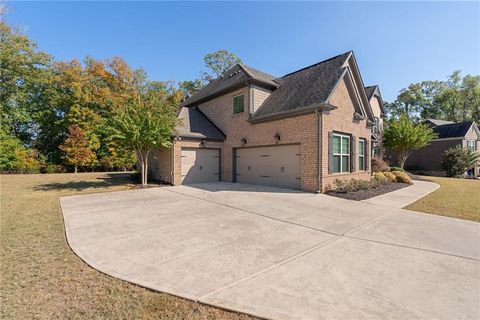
xmin=229 ymin=70 xmax=242 ymax=78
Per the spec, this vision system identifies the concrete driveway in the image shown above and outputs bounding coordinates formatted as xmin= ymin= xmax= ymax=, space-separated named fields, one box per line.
xmin=60 ymin=183 xmax=480 ymax=320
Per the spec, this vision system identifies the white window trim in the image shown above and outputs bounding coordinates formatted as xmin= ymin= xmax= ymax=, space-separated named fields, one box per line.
xmin=358 ymin=138 xmax=366 ymax=171
xmin=232 ymin=93 xmax=245 ymax=115
xmin=467 ymin=140 xmax=476 ymax=151
xmin=333 ymin=133 xmax=351 ymax=173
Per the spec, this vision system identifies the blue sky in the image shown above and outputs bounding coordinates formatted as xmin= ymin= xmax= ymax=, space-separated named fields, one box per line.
xmin=5 ymin=1 xmax=480 ymax=101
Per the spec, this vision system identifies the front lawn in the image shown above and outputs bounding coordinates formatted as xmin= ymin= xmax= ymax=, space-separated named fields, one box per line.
xmin=0 ymin=173 xmax=255 ymax=320
xmin=406 ymin=176 xmax=480 ymax=222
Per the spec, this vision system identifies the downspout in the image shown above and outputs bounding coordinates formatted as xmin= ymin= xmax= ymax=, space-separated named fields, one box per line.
xmin=316 ymin=110 xmax=322 ymax=194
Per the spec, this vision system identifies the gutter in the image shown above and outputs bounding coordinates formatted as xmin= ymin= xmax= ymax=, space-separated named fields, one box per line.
xmin=316 ymin=110 xmax=322 ymax=193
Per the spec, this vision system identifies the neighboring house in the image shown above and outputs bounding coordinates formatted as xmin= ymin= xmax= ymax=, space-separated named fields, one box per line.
xmin=149 ymin=51 xmax=381 ymax=192
xmin=364 ymin=85 xmax=386 ymax=157
xmin=402 ymin=119 xmax=480 ymax=176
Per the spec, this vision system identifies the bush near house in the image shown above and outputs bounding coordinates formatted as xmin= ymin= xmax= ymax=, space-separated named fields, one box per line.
xmin=392 ymin=171 xmax=413 ymax=184
xmin=383 ymin=171 xmax=397 ymax=182
xmin=442 ymin=147 xmax=480 ymax=178
xmin=373 ymin=172 xmax=388 ymax=183
xmin=371 ymin=157 xmax=390 ymax=172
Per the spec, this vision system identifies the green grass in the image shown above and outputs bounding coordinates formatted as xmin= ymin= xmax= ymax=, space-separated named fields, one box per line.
xmin=0 ymin=173 xmax=255 ymax=320
xmin=406 ymin=176 xmax=480 ymax=222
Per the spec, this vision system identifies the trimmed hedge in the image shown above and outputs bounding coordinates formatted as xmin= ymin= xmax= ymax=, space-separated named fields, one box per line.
xmin=373 ymin=172 xmax=388 ymax=184
xmin=383 ymin=171 xmax=397 ymax=182
xmin=392 ymin=171 xmax=413 ymax=184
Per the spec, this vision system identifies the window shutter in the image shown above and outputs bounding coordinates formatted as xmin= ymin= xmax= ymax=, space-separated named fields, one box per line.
xmin=328 ymin=132 xmax=334 ymax=174
xmin=365 ymin=140 xmax=370 ymax=171
xmin=351 ymin=136 xmax=356 ymax=172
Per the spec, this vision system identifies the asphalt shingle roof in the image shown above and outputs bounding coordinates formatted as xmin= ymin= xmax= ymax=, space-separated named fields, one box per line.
xmin=251 ymin=52 xmax=351 ymax=119
xmin=176 ymin=106 xmax=225 ymax=140
xmin=364 ymin=86 xmax=377 ymax=100
xmin=181 ymin=64 xmax=277 ymax=108
xmin=432 ymin=121 xmax=474 ymax=139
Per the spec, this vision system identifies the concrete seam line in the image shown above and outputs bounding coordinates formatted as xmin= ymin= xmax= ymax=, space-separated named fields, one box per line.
xmin=345 ymin=235 xmax=480 ymax=262
xmin=198 ymin=236 xmax=342 ymax=300
xmin=163 ymin=188 xmax=342 ymax=237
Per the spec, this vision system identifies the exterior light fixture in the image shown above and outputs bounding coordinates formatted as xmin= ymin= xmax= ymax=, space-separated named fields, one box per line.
xmin=200 ymin=139 xmax=206 ymax=148
xmin=241 ymin=137 xmax=247 ymax=146
xmin=274 ymin=132 xmax=281 ymax=143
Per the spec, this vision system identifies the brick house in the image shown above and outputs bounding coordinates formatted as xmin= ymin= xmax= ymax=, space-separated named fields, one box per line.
xmin=149 ymin=51 xmax=382 ymax=192
xmin=401 ymin=119 xmax=480 ymax=176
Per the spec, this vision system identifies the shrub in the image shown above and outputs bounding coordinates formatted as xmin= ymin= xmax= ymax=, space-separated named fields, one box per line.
xmin=333 ymin=178 xmax=371 ymax=193
xmin=442 ymin=147 xmax=480 ymax=178
xmin=390 ymin=166 xmax=404 ymax=172
xmin=371 ymin=157 xmax=390 ymax=172
xmin=42 ymin=164 xmax=66 ymax=174
xmin=392 ymin=171 xmax=413 ymax=184
xmin=373 ymin=172 xmax=388 ymax=184
xmin=383 ymin=171 xmax=397 ymax=182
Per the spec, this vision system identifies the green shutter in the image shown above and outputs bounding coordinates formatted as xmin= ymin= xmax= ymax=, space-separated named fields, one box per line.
xmin=328 ymin=132 xmax=334 ymax=174
xmin=351 ymin=136 xmax=356 ymax=172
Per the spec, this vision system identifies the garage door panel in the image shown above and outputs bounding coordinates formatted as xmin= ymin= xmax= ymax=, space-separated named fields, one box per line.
xmin=181 ymin=148 xmax=220 ymax=184
xmin=236 ymin=145 xmax=301 ymax=190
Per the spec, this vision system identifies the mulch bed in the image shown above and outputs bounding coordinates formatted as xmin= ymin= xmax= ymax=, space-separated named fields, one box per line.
xmin=326 ymin=182 xmax=410 ymax=201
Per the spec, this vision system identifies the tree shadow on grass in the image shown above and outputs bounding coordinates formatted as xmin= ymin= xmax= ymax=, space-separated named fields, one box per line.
xmin=32 ymin=173 xmax=136 ymax=192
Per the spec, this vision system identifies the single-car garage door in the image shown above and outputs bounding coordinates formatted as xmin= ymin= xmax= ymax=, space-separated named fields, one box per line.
xmin=181 ymin=148 xmax=220 ymax=184
xmin=235 ymin=144 xmax=301 ymax=189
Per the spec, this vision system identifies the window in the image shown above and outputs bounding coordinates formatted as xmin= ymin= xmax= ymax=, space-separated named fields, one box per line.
xmin=232 ymin=94 xmax=244 ymax=114
xmin=372 ymin=117 xmax=379 ymax=134
xmin=332 ymin=134 xmax=350 ymax=173
xmin=358 ymin=139 xmax=366 ymax=170
xmin=467 ymin=140 xmax=476 ymax=151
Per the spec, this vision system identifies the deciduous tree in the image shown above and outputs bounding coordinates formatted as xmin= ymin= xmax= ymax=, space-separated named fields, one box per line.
xmin=60 ymin=124 xmax=92 ymax=173
xmin=383 ymin=115 xmax=437 ymax=168
xmin=109 ymin=86 xmax=178 ymax=185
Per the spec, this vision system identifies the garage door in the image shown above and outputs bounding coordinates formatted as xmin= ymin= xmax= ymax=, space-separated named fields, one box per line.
xmin=235 ymin=144 xmax=301 ymax=189
xmin=181 ymin=148 xmax=220 ymax=184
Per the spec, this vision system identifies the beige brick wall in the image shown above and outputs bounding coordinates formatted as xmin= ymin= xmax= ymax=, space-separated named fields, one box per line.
xmin=321 ymin=77 xmax=372 ymax=191
xmin=463 ymin=125 xmax=480 ymax=150
xmin=149 ymin=147 xmax=173 ymax=183
xmin=197 ymin=88 xmax=319 ymax=192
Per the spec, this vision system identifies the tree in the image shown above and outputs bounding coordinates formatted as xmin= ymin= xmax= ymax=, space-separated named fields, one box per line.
xmin=385 ymin=71 xmax=480 ymax=123
xmin=383 ymin=114 xmax=437 ymax=168
xmin=60 ymin=124 xmax=92 ymax=173
xmin=109 ymin=87 xmax=178 ymax=185
xmin=202 ymin=50 xmax=242 ymax=82
xmin=179 ymin=79 xmax=203 ymax=97
xmin=442 ymin=147 xmax=480 ymax=177
xmin=0 ymin=22 xmax=52 ymax=145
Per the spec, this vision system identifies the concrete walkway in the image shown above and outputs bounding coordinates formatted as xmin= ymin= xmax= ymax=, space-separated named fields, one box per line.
xmin=363 ymin=179 xmax=439 ymax=208
xmin=60 ymin=183 xmax=479 ymax=320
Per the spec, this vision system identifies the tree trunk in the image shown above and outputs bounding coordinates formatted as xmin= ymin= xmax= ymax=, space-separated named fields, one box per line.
xmin=135 ymin=149 xmax=150 ymax=186
xmin=74 ymin=165 xmax=77 ymax=174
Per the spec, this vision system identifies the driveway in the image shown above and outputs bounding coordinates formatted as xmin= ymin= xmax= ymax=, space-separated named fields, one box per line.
xmin=60 ymin=183 xmax=480 ymax=320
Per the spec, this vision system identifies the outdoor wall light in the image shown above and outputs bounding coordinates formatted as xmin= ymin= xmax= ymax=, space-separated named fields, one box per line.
xmin=200 ymin=139 xmax=206 ymax=148
xmin=241 ymin=137 xmax=247 ymax=146
xmin=274 ymin=132 xmax=281 ymax=143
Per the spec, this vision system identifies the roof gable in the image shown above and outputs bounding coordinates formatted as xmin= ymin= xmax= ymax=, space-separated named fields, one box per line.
xmin=365 ymin=85 xmax=386 ymax=117
xmin=252 ymin=52 xmax=351 ymax=120
xmin=181 ymin=64 xmax=277 ymax=108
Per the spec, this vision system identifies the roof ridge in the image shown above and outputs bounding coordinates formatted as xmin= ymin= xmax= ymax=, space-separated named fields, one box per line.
xmin=280 ymin=51 xmax=352 ymax=79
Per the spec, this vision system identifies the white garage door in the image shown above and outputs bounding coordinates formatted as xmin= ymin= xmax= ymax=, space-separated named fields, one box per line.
xmin=235 ymin=144 xmax=301 ymax=190
xmin=181 ymin=148 xmax=220 ymax=184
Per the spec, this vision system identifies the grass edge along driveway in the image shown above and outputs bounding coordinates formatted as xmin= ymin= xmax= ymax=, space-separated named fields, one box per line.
xmin=406 ymin=175 xmax=480 ymax=222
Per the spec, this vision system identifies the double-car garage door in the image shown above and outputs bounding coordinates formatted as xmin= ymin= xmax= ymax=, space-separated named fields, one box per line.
xmin=235 ymin=144 xmax=301 ymax=190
